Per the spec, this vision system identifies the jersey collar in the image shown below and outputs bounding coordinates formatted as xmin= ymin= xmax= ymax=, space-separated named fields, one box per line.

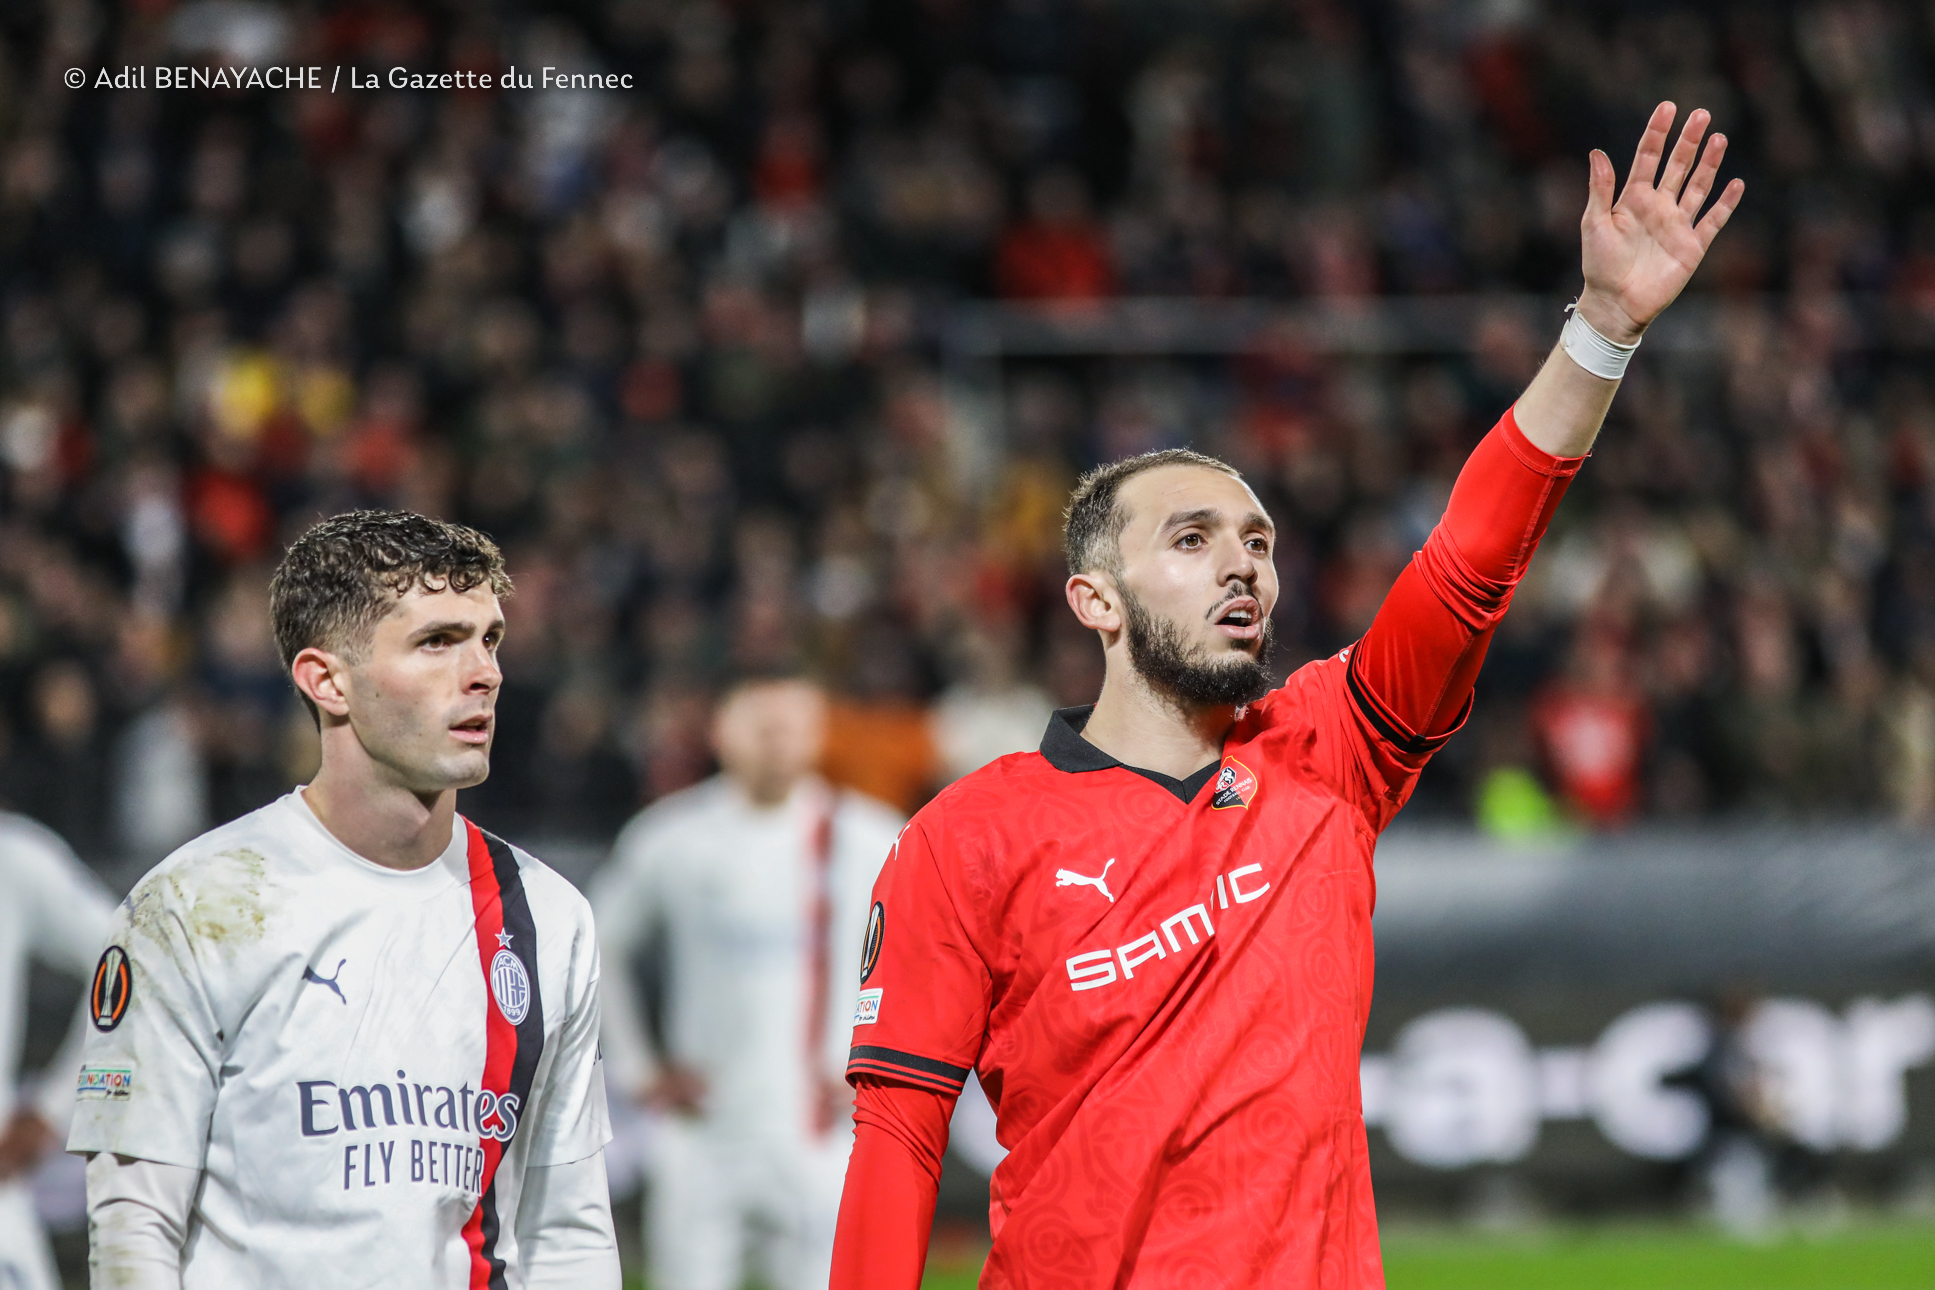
xmin=1039 ymin=706 xmax=1221 ymax=805
xmin=287 ymin=789 xmax=468 ymax=884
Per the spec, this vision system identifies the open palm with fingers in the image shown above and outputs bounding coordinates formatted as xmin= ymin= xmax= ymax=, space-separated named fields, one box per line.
xmin=1578 ymin=101 xmax=1746 ymax=345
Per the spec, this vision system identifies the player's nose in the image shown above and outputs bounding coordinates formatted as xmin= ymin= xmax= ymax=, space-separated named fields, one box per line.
xmin=464 ymin=638 xmax=502 ymax=691
xmin=1216 ymin=539 xmax=1274 ymax=616
xmin=1219 ymin=532 xmax=1261 ymax=583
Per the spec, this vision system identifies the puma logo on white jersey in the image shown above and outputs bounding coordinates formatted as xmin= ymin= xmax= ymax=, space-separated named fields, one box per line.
xmin=302 ymin=959 xmax=347 ymax=1005
xmin=1056 ymin=858 xmax=1117 ymax=903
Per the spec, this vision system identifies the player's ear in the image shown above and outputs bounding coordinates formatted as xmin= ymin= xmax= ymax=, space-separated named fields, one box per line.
xmin=1066 ymin=571 xmax=1123 ymax=636
xmin=291 ymin=646 xmax=352 ymax=720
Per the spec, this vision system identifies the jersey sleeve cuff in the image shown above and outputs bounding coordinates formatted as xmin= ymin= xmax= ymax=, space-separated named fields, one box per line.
xmin=1500 ymin=404 xmax=1589 ymax=477
xmin=846 ymin=1046 xmax=971 ymax=1096
xmin=1344 ymin=647 xmax=1470 ymax=756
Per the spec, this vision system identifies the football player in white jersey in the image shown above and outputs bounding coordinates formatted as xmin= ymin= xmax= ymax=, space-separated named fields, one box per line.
xmin=0 ymin=813 xmax=116 ymax=1290
xmin=591 ymin=678 xmax=901 ymax=1290
xmin=68 ymin=511 xmax=619 ymax=1290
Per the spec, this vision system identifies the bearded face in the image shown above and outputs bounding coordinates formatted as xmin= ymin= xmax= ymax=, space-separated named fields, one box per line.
xmin=1121 ymin=581 xmax=1276 ymax=708
xmin=1065 ymin=460 xmax=1282 ymax=715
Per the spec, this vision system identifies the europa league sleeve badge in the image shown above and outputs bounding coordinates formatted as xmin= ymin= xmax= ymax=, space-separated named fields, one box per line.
xmin=90 ymin=944 xmax=133 ymax=1032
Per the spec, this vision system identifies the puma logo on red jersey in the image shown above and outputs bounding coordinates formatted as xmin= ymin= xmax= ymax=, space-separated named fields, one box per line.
xmin=1056 ymin=858 xmax=1116 ymax=903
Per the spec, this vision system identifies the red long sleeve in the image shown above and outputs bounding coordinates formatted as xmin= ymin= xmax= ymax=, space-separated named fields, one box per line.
xmin=830 ymin=1076 xmax=957 ymax=1290
xmin=1349 ymin=405 xmax=1585 ymax=743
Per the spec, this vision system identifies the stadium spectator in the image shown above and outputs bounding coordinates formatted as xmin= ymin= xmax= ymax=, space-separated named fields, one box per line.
xmin=0 ymin=0 xmax=1933 ymax=882
xmin=1531 ymin=624 xmax=1651 ymax=825
xmin=995 ymin=168 xmax=1115 ymax=301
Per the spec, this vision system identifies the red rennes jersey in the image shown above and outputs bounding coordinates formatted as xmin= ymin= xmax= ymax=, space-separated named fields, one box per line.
xmin=848 ymin=673 xmax=1448 ymax=1290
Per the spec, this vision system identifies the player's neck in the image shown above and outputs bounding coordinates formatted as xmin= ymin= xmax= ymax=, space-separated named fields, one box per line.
xmin=303 ymin=755 xmax=458 ymax=872
xmin=1081 ymin=666 xmax=1232 ymax=780
xmin=731 ymin=771 xmax=806 ymax=810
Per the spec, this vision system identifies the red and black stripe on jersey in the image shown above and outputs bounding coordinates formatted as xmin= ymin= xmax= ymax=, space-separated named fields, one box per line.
xmin=460 ymin=821 xmax=547 ymax=1290
xmin=846 ymin=1045 xmax=970 ymax=1095
xmin=1343 ymin=646 xmax=1465 ymax=757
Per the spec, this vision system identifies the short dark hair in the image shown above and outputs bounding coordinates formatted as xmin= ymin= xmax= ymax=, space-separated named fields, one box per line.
xmin=269 ymin=510 xmax=512 ymax=716
xmin=1062 ymin=448 xmax=1246 ymax=576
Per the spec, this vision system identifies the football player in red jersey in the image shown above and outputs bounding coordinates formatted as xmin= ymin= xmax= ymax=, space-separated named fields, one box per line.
xmin=830 ymin=103 xmax=1743 ymax=1289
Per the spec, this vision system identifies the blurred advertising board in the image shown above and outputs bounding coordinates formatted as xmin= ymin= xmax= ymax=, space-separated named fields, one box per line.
xmin=1363 ymin=829 xmax=1935 ymax=1200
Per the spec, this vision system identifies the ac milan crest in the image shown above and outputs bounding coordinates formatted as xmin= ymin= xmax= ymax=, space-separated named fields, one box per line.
xmin=490 ymin=948 xmax=531 ymax=1025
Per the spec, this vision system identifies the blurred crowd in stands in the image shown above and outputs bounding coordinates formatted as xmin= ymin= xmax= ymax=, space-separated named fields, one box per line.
xmin=4 ymin=0 xmax=1935 ymax=872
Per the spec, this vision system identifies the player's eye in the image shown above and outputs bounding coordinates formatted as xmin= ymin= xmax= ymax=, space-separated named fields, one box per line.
xmin=1177 ymin=532 xmax=1204 ymax=549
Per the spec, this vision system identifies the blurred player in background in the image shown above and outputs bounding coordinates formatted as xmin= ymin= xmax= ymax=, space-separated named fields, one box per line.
xmin=0 ymin=814 xmax=115 ymax=1290
xmin=1673 ymin=990 xmax=1787 ymax=1236
xmin=68 ymin=511 xmax=618 ymax=1289
xmin=592 ymin=677 xmax=901 ymax=1290
xmin=832 ymin=103 xmax=1745 ymax=1288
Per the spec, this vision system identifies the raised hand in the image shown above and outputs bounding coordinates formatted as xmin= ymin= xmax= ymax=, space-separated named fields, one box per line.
xmin=1577 ymin=102 xmax=1745 ymax=345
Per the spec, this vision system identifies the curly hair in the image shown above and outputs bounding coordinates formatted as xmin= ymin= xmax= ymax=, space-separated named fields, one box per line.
xmin=269 ymin=510 xmax=512 ymax=717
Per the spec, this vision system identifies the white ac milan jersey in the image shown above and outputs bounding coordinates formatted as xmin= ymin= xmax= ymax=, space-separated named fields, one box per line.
xmin=592 ymin=777 xmax=902 ymax=1138
xmin=67 ymin=791 xmax=611 ymax=1290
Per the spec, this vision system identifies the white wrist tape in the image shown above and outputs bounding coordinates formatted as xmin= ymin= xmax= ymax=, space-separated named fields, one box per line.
xmin=1561 ymin=303 xmax=1640 ymax=381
